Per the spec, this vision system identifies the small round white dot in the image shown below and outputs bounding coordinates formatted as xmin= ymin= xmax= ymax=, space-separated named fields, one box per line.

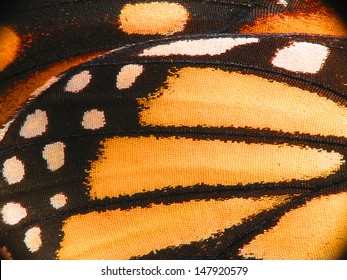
xmin=2 ymin=156 xmax=25 ymax=185
xmin=19 ymin=109 xmax=48 ymax=139
xmin=81 ymin=109 xmax=106 ymax=130
xmin=24 ymin=227 xmax=42 ymax=253
xmin=50 ymin=193 xmax=67 ymax=209
xmin=1 ymin=202 xmax=27 ymax=225
xmin=65 ymin=70 xmax=92 ymax=93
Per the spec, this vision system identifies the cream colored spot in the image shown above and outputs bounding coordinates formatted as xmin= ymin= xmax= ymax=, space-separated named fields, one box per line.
xmin=81 ymin=109 xmax=106 ymax=130
xmin=0 ymin=26 xmax=21 ymax=72
xmin=1 ymin=202 xmax=27 ymax=225
xmin=24 ymin=227 xmax=42 ymax=253
xmin=32 ymin=76 xmax=61 ymax=98
xmin=42 ymin=142 xmax=66 ymax=171
xmin=2 ymin=156 xmax=25 ymax=185
xmin=19 ymin=109 xmax=48 ymax=139
xmin=57 ymin=195 xmax=289 ymax=259
xmin=139 ymin=37 xmax=259 ymax=57
xmin=272 ymin=42 xmax=329 ymax=74
xmin=116 ymin=64 xmax=144 ymax=90
xmin=240 ymin=192 xmax=347 ymax=260
xmin=138 ymin=67 xmax=347 ymax=138
xmin=277 ymin=0 xmax=288 ymax=6
xmin=119 ymin=2 xmax=190 ymax=35
xmin=64 ymin=70 xmax=92 ymax=93
xmin=87 ymin=136 xmax=344 ymax=199
xmin=50 ymin=193 xmax=67 ymax=209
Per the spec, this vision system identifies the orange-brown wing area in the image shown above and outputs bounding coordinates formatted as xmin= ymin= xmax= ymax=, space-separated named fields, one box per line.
xmin=0 ymin=0 xmax=347 ymax=260
xmin=240 ymin=0 xmax=347 ymax=36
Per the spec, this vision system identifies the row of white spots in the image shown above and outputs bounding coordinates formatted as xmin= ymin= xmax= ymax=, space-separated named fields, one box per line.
xmin=1 ymin=195 xmax=67 ymax=225
xmin=63 ymin=64 xmax=145 ymax=94
xmin=138 ymin=37 xmax=329 ymax=74
xmin=1 ymin=194 xmax=67 ymax=253
xmin=18 ymin=107 xmax=105 ymax=143
xmin=2 ymin=141 xmax=65 ymax=185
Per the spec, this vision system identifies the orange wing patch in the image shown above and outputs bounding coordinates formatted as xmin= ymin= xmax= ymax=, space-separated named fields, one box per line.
xmin=240 ymin=192 xmax=347 ymax=259
xmin=0 ymin=26 xmax=21 ymax=72
xmin=118 ymin=2 xmax=190 ymax=35
xmin=57 ymin=195 xmax=289 ymax=259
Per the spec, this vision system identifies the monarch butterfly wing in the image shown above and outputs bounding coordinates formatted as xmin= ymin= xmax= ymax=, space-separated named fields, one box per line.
xmin=1 ymin=33 xmax=347 ymax=259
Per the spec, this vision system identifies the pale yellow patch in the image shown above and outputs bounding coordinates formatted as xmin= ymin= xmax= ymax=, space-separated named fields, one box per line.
xmin=87 ymin=136 xmax=344 ymax=199
xmin=0 ymin=26 xmax=21 ymax=72
xmin=138 ymin=67 xmax=347 ymax=138
xmin=240 ymin=192 xmax=347 ymax=259
xmin=57 ymin=196 xmax=289 ymax=259
xmin=118 ymin=2 xmax=190 ymax=35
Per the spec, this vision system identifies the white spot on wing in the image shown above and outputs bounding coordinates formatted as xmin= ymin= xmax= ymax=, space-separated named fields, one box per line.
xmin=24 ymin=227 xmax=42 ymax=253
xmin=272 ymin=42 xmax=330 ymax=74
xmin=81 ymin=109 xmax=106 ymax=130
xmin=19 ymin=109 xmax=48 ymax=139
xmin=1 ymin=202 xmax=27 ymax=225
xmin=2 ymin=156 xmax=25 ymax=185
xmin=50 ymin=193 xmax=67 ymax=209
xmin=65 ymin=70 xmax=92 ymax=93
xmin=116 ymin=64 xmax=144 ymax=90
xmin=139 ymin=37 xmax=259 ymax=57
xmin=277 ymin=0 xmax=288 ymax=6
xmin=42 ymin=142 xmax=66 ymax=171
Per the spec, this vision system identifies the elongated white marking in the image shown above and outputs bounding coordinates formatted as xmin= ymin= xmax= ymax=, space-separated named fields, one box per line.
xmin=272 ymin=42 xmax=329 ymax=74
xmin=19 ymin=109 xmax=48 ymax=139
xmin=139 ymin=37 xmax=259 ymax=57
xmin=65 ymin=70 xmax=92 ymax=93
xmin=2 ymin=156 xmax=25 ymax=185
xmin=116 ymin=64 xmax=144 ymax=90
xmin=1 ymin=202 xmax=27 ymax=225
xmin=24 ymin=227 xmax=42 ymax=253
xmin=42 ymin=142 xmax=66 ymax=171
